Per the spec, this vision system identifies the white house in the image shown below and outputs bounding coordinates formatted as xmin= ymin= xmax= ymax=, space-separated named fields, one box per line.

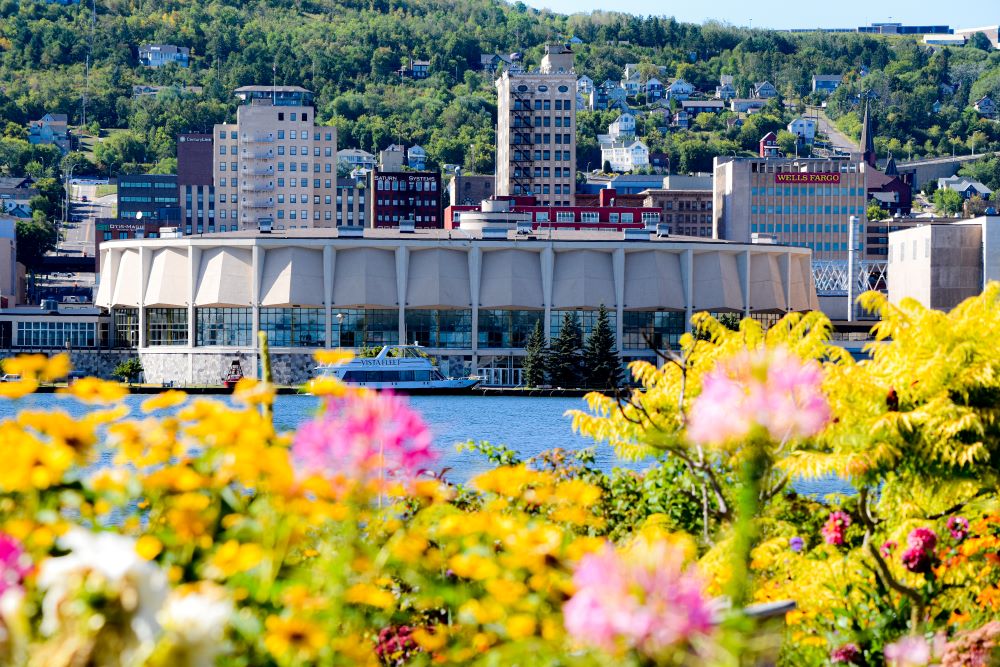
xmin=601 ymin=140 xmax=650 ymax=173
xmin=338 ymin=148 xmax=377 ymax=171
xmin=577 ymin=75 xmax=594 ymax=95
xmin=621 ymin=73 xmax=642 ymax=97
xmin=666 ymin=79 xmax=695 ymax=101
xmin=608 ymin=113 xmax=636 ymax=140
xmin=715 ymin=82 xmax=737 ymax=100
xmin=787 ymin=118 xmax=817 ymax=143
xmin=752 ymin=81 xmax=779 ymax=99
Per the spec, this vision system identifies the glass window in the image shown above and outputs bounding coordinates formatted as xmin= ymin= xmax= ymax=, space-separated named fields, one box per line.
xmin=334 ymin=309 xmax=399 ymax=348
xmin=549 ymin=310 xmax=617 ymax=343
xmin=195 ymin=308 xmax=252 ymax=347
xmin=405 ymin=309 xmax=472 ymax=348
xmin=477 ymin=310 xmax=543 ymax=348
xmin=112 ymin=308 xmax=139 ymax=347
xmin=15 ymin=320 xmax=97 ymax=348
xmin=260 ymin=308 xmax=325 ymax=347
xmin=146 ymin=308 xmax=188 ymax=346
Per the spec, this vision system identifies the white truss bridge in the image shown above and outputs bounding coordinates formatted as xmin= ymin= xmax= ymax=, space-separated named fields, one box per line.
xmin=812 ymin=259 xmax=888 ymax=297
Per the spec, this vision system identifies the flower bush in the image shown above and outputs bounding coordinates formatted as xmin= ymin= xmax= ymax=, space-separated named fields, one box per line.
xmin=5 ymin=284 xmax=1000 ymax=664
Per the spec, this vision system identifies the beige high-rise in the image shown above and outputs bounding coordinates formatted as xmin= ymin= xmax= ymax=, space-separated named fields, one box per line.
xmin=496 ymin=44 xmax=577 ymax=206
xmin=213 ymin=86 xmax=338 ymax=231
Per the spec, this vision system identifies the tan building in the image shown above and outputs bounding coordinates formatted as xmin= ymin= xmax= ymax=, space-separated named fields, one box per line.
xmin=336 ymin=178 xmax=368 ymax=227
xmin=448 ymin=174 xmax=495 ymax=206
xmin=496 ymin=44 xmax=577 ymax=206
xmin=642 ymin=189 xmax=714 ymax=238
xmin=213 ymin=86 xmax=338 ymax=231
xmin=713 ymin=156 xmax=868 ymax=261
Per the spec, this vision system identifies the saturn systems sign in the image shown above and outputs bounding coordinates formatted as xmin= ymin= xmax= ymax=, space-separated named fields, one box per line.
xmin=774 ymin=172 xmax=841 ymax=184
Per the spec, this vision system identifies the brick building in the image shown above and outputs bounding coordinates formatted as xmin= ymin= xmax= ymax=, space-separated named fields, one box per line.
xmin=368 ymin=170 xmax=442 ymax=228
xmin=444 ymin=189 xmax=663 ymax=231
xmin=177 ymin=133 xmax=215 ymax=234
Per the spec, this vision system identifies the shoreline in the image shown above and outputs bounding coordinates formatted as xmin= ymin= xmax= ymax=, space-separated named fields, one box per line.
xmin=31 ymin=384 xmax=617 ymax=397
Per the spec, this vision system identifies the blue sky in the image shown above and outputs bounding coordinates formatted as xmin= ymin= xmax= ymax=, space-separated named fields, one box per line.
xmin=518 ymin=0 xmax=996 ymax=31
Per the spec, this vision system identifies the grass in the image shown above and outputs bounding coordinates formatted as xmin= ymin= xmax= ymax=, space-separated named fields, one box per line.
xmin=95 ymin=184 xmax=117 ymax=198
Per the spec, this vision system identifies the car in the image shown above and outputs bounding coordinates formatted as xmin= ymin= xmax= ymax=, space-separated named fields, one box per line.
xmin=80 ymin=195 xmax=89 ymax=202
xmin=1 ymin=374 xmax=21 ymax=383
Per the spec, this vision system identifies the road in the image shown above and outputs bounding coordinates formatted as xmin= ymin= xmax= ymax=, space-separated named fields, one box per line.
xmin=43 ymin=183 xmax=114 ymax=293
xmin=807 ymin=106 xmax=860 ymax=155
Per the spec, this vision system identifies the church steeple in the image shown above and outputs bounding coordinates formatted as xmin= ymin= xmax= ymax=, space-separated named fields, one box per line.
xmin=860 ymin=98 xmax=876 ymax=167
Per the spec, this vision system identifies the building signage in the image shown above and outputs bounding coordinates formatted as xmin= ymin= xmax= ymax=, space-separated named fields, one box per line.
xmin=774 ymin=172 xmax=841 ymax=184
xmin=179 ymin=136 xmax=212 ymax=143
xmin=359 ymin=358 xmax=401 ymax=366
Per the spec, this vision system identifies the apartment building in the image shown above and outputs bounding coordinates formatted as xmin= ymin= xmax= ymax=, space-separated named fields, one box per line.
xmin=177 ymin=133 xmax=215 ymax=234
xmin=496 ymin=44 xmax=577 ymax=206
xmin=448 ymin=174 xmax=495 ymax=206
xmin=117 ymin=175 xmax=180 ymax=222
xmin=369 ymin=170 xmax=442 ymax=229
xmin=713 ymin=156 xmax=867 ymax=261
xmin=336 ymin=177 xmax=368 ymax=227
xmin=213 ymin=86 xmax=337 ymax=231
xmin=642 ymin=189 xmax=714 ymax=238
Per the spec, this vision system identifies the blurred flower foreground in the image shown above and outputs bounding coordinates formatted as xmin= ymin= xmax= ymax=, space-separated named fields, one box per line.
xmin=5 ymin=287 xmax=1000 ymax=666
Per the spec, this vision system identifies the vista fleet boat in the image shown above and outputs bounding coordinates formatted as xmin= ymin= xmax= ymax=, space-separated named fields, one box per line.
xmin=313 ymin=345 xmax=482 ymax=392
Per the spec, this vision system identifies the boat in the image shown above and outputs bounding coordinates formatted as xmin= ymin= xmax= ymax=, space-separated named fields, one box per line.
xmin=313 ymin=345 xmax=482 ymax=393
xmin=223 ymin=360 xmax=244 ymax=390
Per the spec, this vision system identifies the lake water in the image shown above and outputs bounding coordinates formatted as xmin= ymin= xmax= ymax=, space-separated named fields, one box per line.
xmin=1 ymin=393 xmax=849 ymax=496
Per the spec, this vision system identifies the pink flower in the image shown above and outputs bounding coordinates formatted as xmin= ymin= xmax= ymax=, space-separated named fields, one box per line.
xmin=822 ymin=511 xmax=852 ymax=547
xmin=880 ymin=540 xmax=897 ymax=559
xmin=907 ymin=527 xmax=938 ymax=553
xmin=292 ymin=391 xmax=434 ymax=482
xmin=885 ymin=634 xmax=946 ymax=667
xmin=901 ymin=547 xmax=934 ymax=574
xmin=947 ymin=516 xmax=969 ymax=542
xmin=687 ymin=346 xmax=829 ymax=447
xmin=0 ymin=533 xmax=31 ymax=596
xmin=563 ymin=538 xmax=714 ymax=658
xmin=831 ymin=643 xmax=862 ymax=664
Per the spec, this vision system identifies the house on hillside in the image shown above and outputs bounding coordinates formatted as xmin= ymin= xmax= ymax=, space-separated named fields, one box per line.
xmin=138 ymin=44 xmax=190 ymax=68
xmin=666 ymin=78 xmax=695 ymax=101
xmin=398 ymin=59 xmax=430 ymax=79
xmin=623 ymin=63 xmax=667 ymax=81
xmin=338 ymin=149 xmax=377 ymax=172
xmin=975 ymin=96 xmax=997 ymax=118
xmin=577 ymin=75 xmax=594 ymax=95
xmin=480 ymin=54 xmax=512 ymax=73
xmin=407 ymin=145 xmax=427 ymax=170
xmin=681 ymin=100 xmax=725 ymax=115
xmin=938 ymin=175 xmax=993 ymax=200
xmin=645 ymin=77 xmax=664 ymax=101
xmin=752 ymin=81 xmax=778 ymax=99
xmin=715 ymin=81 xmax=737 ymax=100
xmin=608 ymin=113 xmax=636 ymax=140
xmin=27 ymin=113 xmax=70 ymax=154
xmin=811 ymin=75 xmax=843 ymax=95
xmin=621 ymin=73 xmax=642 ymax=97
xmin=759 ymin=132 xmax=780 ymax=158
xmin=730 ymin=98 xmax=766 ymax=114
xmin=601 ymin=139 xmax=650 ymax=173
xmin=787 ymin=117 xmax=817 ymax=143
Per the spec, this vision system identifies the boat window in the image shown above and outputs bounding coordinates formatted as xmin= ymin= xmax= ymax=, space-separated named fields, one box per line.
xmin=398 ymin=371 xmax=414 ymax=382
xmin=432 ymin=370 xmax=445 ymax=381
xmin=343 ymin=371 xmax=362 ymax=382
xmin=414 ymin=371 xmax=431 ymax=381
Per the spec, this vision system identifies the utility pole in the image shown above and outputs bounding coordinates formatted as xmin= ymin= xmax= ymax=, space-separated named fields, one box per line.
xmin=847 ymin=215 xmax=860 ymax=322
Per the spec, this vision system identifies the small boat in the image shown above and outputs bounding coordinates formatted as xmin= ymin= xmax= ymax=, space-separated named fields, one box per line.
xmin=223 ymin=360 xmax=244 ymax=390
xmin=313 ymin=345 xmax=482 ymax=393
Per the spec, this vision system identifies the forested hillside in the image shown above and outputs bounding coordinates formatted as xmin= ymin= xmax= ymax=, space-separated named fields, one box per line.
xmin=2 ymin=0 xmax=1000 ymax=179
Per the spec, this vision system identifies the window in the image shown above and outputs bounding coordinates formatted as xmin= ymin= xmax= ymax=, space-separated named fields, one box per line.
xmin=405 ymin=309 xmax=471 ymax=348
xmin=622 ymin=311 xmax=684 ymax=350
xmin=580 ymin=211 xmax=598 ymax=223
xmin=335 ymin=309 xmax=399 ymax=347
xmin=16 ymin=320 xmax=97 ymax=348
xmin=260 ymin=308 xmax=325 ymax=347
xmin=146 ymin=308 xmax=188 ymax=346
xmin=550 ymin=310 xmax=617 ymax=343
xmin=196 ymin=308 xmax=252 ymax=346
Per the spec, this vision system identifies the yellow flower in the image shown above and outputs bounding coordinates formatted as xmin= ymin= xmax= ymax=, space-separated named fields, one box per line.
xmin=136 ymin=535 xmax=163 ymax=560
xmin=2 ymin=354 xmax=47 ymax=377
xmin=263 ymin=616 xmax=326 ymax=660
xmin=0 ymin=377 xmax=38 ymax=399
xmin=412 ymin=626 xmax=448 ymax=652
xmin=390 ymin=533 xmax=429 ymax=564
xmin=209 ymin=540 xmax=263 ymax=578
xmin=505 ymin=614 xmax=536 ymax=640
xmin=141 ymin=389 xmax=188 ymax=413
xmin=40 ymin=353 xmax=72 ymax=382
xmin=60 ymin=376 xmax=128 ymax=403
xmin=304 ymin=376 xmax=347 ymax=397
xmin=448 ymin=553 xmax=500 ymax=581
xmin=232 ymin=377 xmax=274 ymax=406
xmin=344 ymin=583 xmax=395 ymax=609
xmin=485 ymin=578 xmax=527 ymax=605
xmin=314 ymin=349 xmax=354 ymax=365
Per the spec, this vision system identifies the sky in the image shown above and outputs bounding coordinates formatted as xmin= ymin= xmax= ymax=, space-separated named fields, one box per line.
xmin=518 ymin=0 xmax=996 ymax=31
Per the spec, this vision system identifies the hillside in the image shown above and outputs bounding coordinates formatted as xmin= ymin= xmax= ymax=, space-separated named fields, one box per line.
xmin=2 ymin=0 xmax=1000 ymax=181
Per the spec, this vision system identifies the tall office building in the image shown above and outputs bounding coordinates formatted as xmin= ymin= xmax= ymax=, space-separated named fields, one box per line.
xmin=496 ymin=44 xmax=577 ymax=206
xmin=713 ymin=156 xmax=867 ymax=261
xmin=213 ymin=86 xmax=338 ymax=230
xmin=177 ymin=133 xmax=214 ymax=234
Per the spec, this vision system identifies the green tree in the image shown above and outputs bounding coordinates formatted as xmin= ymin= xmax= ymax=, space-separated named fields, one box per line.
xmin=968 ymin=32 xmax=994 ymax=51
xmin=521 ymin=320 xmax=547 ymax=388
xmin=933 ymin=188 xmax=964 ymax=215
xmin=15 ymin=215 xmax=56 ymax=273
xmin=866 ymin=200 xmax=887 ymax=221
xmin=112 ymin=357 xmax=143 ymax=384
xmin=548 ymin=312 xmax=584 ymax=388
xmin=583 ymin=305 xmax=621 ymax=389
xmin=602 ymin=159 xmax=612 ymax=173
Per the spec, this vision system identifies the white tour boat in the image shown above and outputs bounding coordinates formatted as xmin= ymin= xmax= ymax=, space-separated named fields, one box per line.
xmin=314 ymin=345 xmax=482 ymax=393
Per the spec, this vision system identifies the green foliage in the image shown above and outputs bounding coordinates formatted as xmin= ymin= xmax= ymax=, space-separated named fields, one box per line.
xmin=867 ymin=200 xmax=887 ymax=221
xmin=933 ymin=187 xmax=964 ymax=215
xmin=14 ymin=216 xmax=56 ymax=272
xmin=521 ymin=319 xmax=547 ymax=388
xmin=548 ymin=312 xmax=584 ymax=388
xmin=111 ymin=357 xmax=143 ymax=384
xmin=583 ymin=305 xmax=621 ymax=389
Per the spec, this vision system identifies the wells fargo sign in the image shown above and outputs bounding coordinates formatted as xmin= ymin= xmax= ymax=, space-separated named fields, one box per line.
xmin=774 ymin=172 xmax=841 ymax=184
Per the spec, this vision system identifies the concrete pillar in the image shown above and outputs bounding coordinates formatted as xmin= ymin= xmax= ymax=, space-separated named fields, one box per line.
xmin=468 ymin=245 xmax=482 ymax=373
xmin=138 ymin=245 xmax=150 ymax=348
xmin=681 ymin=248 xmax=694 ymax=333
xmin=188 ymin=245 xmax=200 ymax=384
xmin=783 ymin=252 xmax=793 ymax=312
xmin=252 ymin=245 xmax=263 ymax=352
xmin=395 ymin=246 xmax=408 ymax=345
xmin=739 ymin=250 xmax=751 ymax=318
xmin=541 ymin=246 xmax=554 ymax=341
xmin=323 ymin=245 xmax=334 ymax=347
xmin=612 ymin=247 xmax=625 ymax=352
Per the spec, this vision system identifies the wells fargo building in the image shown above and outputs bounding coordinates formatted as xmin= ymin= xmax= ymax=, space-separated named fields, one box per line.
xmin=713 ymin=156 xmax=868 ymax=261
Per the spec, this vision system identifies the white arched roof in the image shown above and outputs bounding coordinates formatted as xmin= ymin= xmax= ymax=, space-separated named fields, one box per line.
xmin=111 ymin=249 xmax=141 ymax=307
xmin=692 ymin=251 xmax=743 ymax=311
xmin=623 ymin=251 xmax=685 ymax=310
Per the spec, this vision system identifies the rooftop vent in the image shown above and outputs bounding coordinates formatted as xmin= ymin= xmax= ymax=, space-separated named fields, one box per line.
xmin=258 ymin=219 xmax=273 ymax=234
xmin=516 ymin=221 xmax=533 ymax=235
xmin=338 ymin=226 xmax=364 ymax=238
xmin=751 ymin=232 xmax=777 ymax=245
xmin=159 ymin=227 xmax=181 ymax=238
xmin=399 ymin=219 xmax=415 ymax=233
xmin=624 ymin=228 xmax=650 ymax=241
xmin=655 ymin=223 xmax=670 ymax=238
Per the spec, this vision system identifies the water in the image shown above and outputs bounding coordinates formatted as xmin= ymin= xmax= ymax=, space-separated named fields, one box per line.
xmin=1 ymin=393 xmax=849 ymax=496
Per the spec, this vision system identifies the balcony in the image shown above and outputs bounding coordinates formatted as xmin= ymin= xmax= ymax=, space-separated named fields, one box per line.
xmin=242 ymin=150 xmax=274 ymax=160
xmin=241 ymin=182 xmax=274 ymax=192
xmin=241 ymin=133 xmax=275 ymax=144
xmin=243 ymin=199 xmax=274 ymax=209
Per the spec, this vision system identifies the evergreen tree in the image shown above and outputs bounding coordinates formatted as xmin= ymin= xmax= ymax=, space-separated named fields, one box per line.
xmin=583 ymin=305 xmax=621 ymax=389
xmin=521 ymin=319 xmax=547 ymax=387
xmin=548 ymin=312 xmax=584 ymax=388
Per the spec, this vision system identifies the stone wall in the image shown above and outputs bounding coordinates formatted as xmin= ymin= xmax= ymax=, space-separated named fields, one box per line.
xmin=0 ymin=349 xmax=135 ymax=379
xmin=137 ymin=350 xmax=316 ymax=386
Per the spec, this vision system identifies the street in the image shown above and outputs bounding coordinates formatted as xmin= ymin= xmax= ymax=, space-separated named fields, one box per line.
xmin=807 ymin=105 xmax=860 ymax=155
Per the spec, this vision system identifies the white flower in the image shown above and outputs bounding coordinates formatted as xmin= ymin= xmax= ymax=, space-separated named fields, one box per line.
xmin=37 ymin=528 xmax=168 ymax=645
xmin=158 ymin=582 xmax=232 ymax=666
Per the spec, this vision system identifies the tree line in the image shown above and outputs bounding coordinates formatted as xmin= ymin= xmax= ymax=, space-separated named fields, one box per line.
xmin=521 ymin=305 xmax=622 ymax=390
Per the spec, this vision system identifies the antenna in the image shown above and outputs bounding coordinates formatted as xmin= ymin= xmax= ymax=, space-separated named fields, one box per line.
xmin=272 ymin=61 xmax=277 ymax=105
